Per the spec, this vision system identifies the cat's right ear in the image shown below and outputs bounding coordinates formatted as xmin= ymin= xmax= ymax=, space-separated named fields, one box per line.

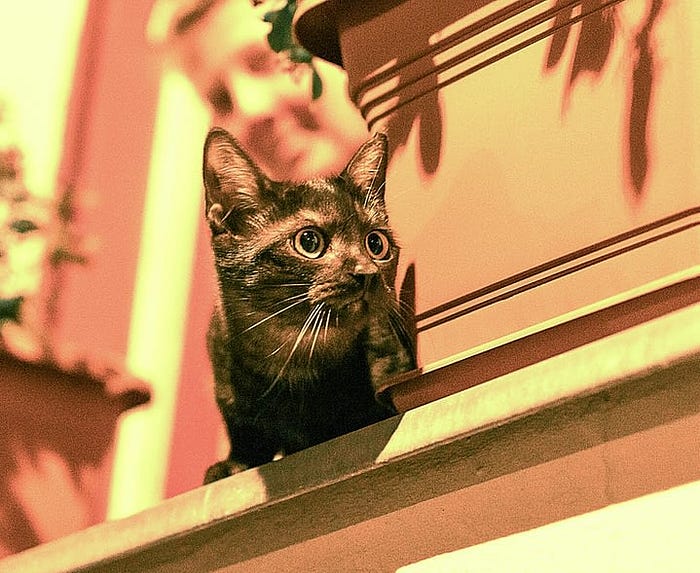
xmin=202 ymin=128 xmax=265 ymax=234
xmin=343 ymin=131 xmax=388 ymax=211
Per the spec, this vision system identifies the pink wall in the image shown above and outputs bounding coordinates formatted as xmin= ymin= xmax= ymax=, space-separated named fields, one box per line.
xmin=50 ymin=0 xmax=221 ymax=502
xmin=53 ymin=0 xmax=158 ymax=358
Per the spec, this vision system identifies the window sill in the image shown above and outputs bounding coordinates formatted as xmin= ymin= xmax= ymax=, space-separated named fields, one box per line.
xmin=2 ymin=303 xmax=699 ymax=573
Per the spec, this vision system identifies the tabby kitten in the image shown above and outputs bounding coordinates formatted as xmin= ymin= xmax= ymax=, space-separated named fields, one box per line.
xmin=202 ymin=127 xmax=414 ymax=483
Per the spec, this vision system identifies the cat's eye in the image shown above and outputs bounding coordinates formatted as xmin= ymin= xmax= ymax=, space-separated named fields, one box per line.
xmin=365 ymin=230 xmax=391 ymax=260
xmin=293 ymin=228 xmax=326 ymax=259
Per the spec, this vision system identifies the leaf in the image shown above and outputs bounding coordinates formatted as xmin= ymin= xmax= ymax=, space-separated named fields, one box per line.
xmin=266 ymin=6 xmax=294 ymax=52
xmin=289 ymin=45 xmax=312 ymax=64
xmin=311 ymin=67 xmax=323 ymax=100
xmin=11 ymin=219 xmax=39 ymax=234
xmin=0 ymin=296 xmax=23 ymax=323
xmin=263 ymin=10 xmax=278 ymax=24
xmin=262 ymin=1 xmax=324 ymax=100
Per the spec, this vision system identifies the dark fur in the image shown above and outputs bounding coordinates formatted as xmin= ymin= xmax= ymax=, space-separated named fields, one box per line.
xmin=202 ymin=128 xmax=415 ymax=483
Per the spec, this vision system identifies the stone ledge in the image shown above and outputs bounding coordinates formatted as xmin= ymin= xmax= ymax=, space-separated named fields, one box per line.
xmin=1 ymin=303 xmax=699 ymax=573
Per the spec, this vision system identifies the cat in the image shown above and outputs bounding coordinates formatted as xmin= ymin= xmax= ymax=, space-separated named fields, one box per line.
xmin=202 ymin=127 xmax=415 ymax=483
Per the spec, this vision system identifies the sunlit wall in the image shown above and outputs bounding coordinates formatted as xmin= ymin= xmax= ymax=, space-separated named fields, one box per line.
xmin=0 ymin=1 xmax=88 ymax=199
xmin=1 ymin=0 xmax=220 ymax=534
xmin=109 ymin=69 xmax=208 ymax=519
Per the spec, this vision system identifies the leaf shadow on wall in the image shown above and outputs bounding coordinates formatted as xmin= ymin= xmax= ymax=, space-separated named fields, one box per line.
xmin=353 ymin=0 xmax=446 ymax=177
xmin=384 ymin=88 xmax=443 ymax=178
xmin=543 ymin=0 xmax=666 ymax=199
xmin=0 ymin=417 xmax=111 ymax=556
xmin=0 ymin=364 xmax=148 ymax=557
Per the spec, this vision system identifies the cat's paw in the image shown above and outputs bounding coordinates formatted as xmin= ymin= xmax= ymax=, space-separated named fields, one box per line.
xmin=203 ymin=459 xmax=249 ymax=484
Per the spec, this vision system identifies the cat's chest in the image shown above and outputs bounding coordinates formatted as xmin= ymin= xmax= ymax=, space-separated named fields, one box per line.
xmin=245 ymin=333 xmax=369 ymax=387
xmin=253 ymin=356 xmax=385 ymax=452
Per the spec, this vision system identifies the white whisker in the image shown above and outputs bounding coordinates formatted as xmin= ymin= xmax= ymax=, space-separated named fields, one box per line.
xmin=266 ymin=339 xmax=290 ymax=358
xmin=240 ymin=296 xmax=307 ymax=335
xmin=308 ymin=303 xmax=325 ymax=363
xmin=257 ymin=283 xmax=312 ymax=289
xmin=271 ymin=291 xmax=309 ymax=307
xmin=262 ymin=303 xmax=323 ymax=398
xmin=323 ymin=308 xmax=332 ymax=343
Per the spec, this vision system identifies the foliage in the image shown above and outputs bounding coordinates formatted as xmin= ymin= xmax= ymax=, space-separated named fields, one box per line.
xmin=259 ymin=0 xmax=323 ymax=99
xmin=0 ymin=117 xmax=43 ymax=324
xmin=0 ymin=101 xmax=87 ymax=348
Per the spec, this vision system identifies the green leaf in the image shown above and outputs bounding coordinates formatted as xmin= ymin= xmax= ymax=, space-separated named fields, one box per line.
xmin=262 ymin=1 xmax=324 ymax=100
xmin=289 ymin=45 xmax=312 ymax=64
xmin=267 ymin=7 xmax=294 ymax=52
xmin=11 ymin=219 xmax=39 ymax=234
xmin=263 ymin=10 xmax=278 ymax=24
xmin=312 ymin=67 xmax=323 ymax=100
xmin=0 ymin=296 xmax=23 ymax=323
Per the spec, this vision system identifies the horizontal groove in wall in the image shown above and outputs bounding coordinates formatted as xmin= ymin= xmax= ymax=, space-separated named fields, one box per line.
xmin=416 ymin=207 xmax=700 ymax=333
xmin=354 ymin=0 xmax=625 ymax=128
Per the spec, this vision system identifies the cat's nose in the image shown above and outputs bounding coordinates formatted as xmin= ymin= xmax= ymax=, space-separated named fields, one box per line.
xmin=349 ymin=262 xmax=378 ymax=289
xmin=351 ymin=260 xmax=376 ymax=277
xmin=350 ymin=274 xmax=376 ymax=292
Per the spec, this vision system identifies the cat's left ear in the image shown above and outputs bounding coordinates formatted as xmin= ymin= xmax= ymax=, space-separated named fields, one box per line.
xmin=343 ymin=131 xmax=388 ymax=207
xmin=202 ymin=127 xmax=267 ymax=234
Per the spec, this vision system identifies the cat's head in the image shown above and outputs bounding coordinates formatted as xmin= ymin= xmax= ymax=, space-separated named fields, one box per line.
xmin=202 ymin=127 xmax=399 ymax=332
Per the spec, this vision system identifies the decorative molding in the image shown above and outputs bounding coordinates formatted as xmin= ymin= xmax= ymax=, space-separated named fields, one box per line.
xmin=416 ymin=207 xmax=700 ymax=333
